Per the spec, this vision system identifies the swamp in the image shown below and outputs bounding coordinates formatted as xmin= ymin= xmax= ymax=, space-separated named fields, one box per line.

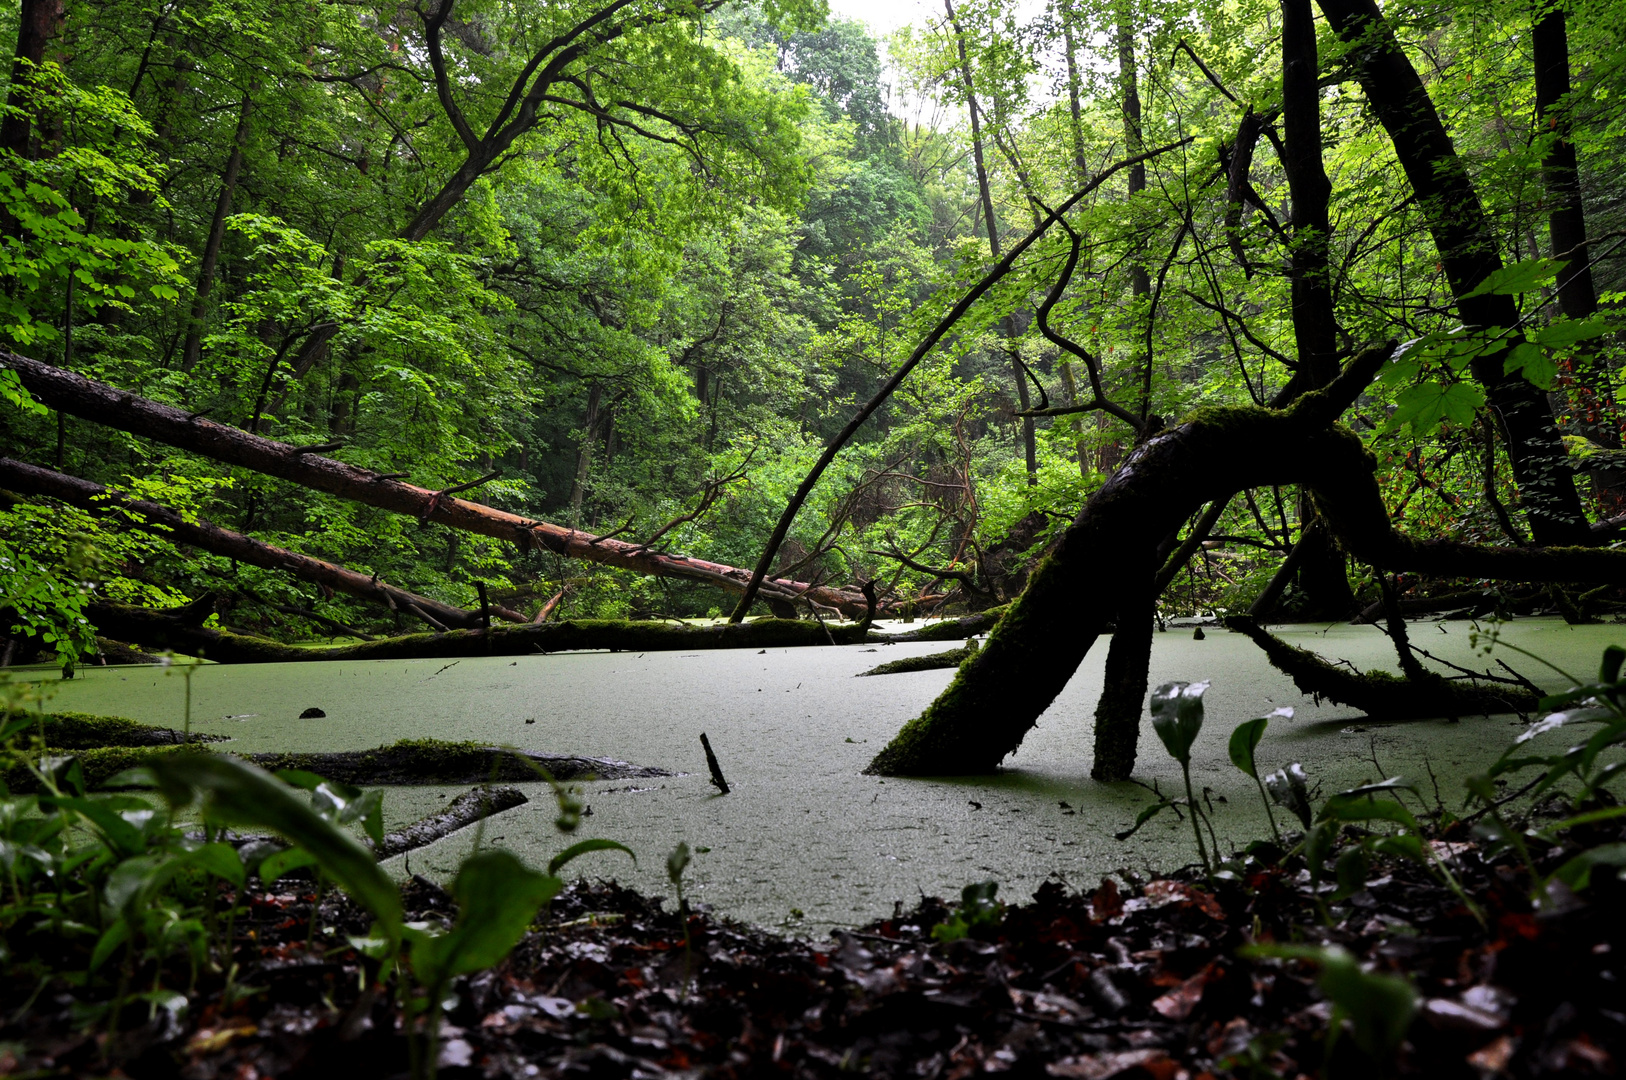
xmin=5 ymin=0 xmax=1626 ymax=1070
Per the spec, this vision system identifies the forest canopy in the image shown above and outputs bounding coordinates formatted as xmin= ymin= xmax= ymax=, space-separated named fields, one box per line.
xmin=1 ymin=0 xmax=1624 ymax=733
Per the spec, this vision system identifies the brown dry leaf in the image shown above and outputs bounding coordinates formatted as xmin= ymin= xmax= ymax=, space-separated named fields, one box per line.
xmin=1045 ymin=1048 xmax=1177 ymax=1079
xmin=1091 ymin=878 xmax=1124 ymax=922
xmin=1466 ymin=1035 xmax=1514 ymax=1074
xmin=1152 ymin=962 xmax=1221 ymax=1020
xmin=185 ymin=1024 xmax=258 ymax=1056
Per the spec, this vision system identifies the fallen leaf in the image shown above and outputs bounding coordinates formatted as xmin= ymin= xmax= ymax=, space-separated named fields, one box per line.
xmin=1046 ymin=1049 xmax=1178 ymax=1080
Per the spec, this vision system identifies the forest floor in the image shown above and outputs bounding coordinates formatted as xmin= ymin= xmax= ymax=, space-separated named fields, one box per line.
xmin=3 ymin=810 xmax=1620 ymax=1080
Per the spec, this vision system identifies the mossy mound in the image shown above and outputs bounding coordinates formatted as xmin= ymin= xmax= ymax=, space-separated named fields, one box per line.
xmin=16 ymin=711 xmax=228 ymax=749
xmin=245 ymin=738 xmax=669 ymax=785
xmin=858 ymin=640 xmax=979 ymax=677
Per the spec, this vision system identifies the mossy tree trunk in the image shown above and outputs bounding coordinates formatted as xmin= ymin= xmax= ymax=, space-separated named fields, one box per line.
xmin=866 ymin=350 xmax=1626 ymax=777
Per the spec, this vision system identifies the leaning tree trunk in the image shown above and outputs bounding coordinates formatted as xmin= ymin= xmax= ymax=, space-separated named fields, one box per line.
xmin=0 ymin=352 xmax=872 ymax=617
xmin=866 ymin=347 xmax=1626 ymax=776
xmin=0 ymin=456 xmax=520 ymax=629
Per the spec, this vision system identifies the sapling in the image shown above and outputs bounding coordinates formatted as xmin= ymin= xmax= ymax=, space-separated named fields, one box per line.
xmin=667 ymin=841 xmax=693 ymax=995
xmin=1227 ymin=708 xmax=1293 ymax=843
xmin=1149 ymin=681 xmax=1213 ymax=874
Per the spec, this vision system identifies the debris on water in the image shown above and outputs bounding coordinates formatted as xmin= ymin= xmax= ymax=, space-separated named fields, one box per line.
xmin=298 ymin=707 xmax=326 ymax=718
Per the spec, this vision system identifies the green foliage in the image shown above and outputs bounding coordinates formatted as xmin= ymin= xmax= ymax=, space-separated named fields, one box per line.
xmin=1240 ymin=944 xmax=1418 ymax=1064
xmin=929 ymin=880 xmax=1002 ymax=942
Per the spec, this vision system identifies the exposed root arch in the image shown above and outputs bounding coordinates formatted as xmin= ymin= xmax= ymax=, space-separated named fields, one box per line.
xmin=865 ymin=348 xmax=1623 ymax=777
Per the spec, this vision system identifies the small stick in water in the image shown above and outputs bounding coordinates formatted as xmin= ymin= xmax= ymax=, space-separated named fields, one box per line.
xmin=700 ymin=733 xmax=730 ymax=794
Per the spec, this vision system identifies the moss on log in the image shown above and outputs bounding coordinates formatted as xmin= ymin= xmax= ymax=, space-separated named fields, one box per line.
xmin=87 ymin=605 xmax=876 ymax=663
xmin=877 ymin=608 xmax=1006 ymax=642
xmin=5 ymin=735 xmax=668 ymax=791
xmin=245 ymin=739 xmax=668 ymax=785
xmin=15 ymin=711 xmax=228 ymax=748
xmin=857 ymin=640 xmax=978 ymax=676
xmin=1223 ymin=616 xmax=1539 ymax=718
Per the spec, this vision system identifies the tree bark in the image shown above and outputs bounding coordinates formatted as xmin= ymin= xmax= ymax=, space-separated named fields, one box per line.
xmin=944 ymin=0 xmax=1037 ymax=486
xmin=1316 ymin=0 xmax=1590 ymax=545
xmin=84 ymin=604 xmax=877 ymax=663
xmin=1277 ymin=0 xmax=1355 ymax=618
xmin=866 ymin=345 xmax=1626 ymax=776
xmin=568 ymin=382 xmax=602 ymax=525
xmin=180 ymin=96 xmax=252 ymax=373
xmin=0 ymin=456 xmax=520 ymax=629
xmin=0 ymin=0 xmax=65 ymax=158
xmin=1090 ymin=569 xmax=1155 ymax=781
xmin=2 ymin=351 xmax=874 ymax=616
xmin=1531 ymin=6 xmax=1625 ymax=511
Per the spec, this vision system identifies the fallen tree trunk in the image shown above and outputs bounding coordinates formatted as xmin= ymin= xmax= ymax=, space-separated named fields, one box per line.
xmin=1223 ymin=616 xmax=1539 ymax=718
xmin=0 ymin=456 xmax=520 ymax=630
xmin=374 ymin=786 xmax=529 ymax=859
xmin=857 ymin=640 xmax=978 ymax=677
xmin=2 ymin=352 xmax=872 ymax=617
xmin=865 ymin=346 xmax=1622 ymax=777
xmin=86 ymin=602 xmax=876 ymax=662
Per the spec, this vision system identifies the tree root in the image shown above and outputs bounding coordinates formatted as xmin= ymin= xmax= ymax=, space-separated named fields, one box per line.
xmin=1223 ymin=616 xmax=1539 ymax=719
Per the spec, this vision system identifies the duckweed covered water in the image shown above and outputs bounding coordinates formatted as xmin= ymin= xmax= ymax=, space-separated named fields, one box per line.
xmin=15 ymin=617 xmax=1623 ymax=932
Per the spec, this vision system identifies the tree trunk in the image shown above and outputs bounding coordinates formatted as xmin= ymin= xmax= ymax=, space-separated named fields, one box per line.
xmin=944 ymin=0 xmax=1037 ymax=486
xmin=866 ymin=347 xmax=1626 ymax=776
xmin=1316 ymin=0 xmax=1590 ymax=545
xmin=3 ymin=352 xmax=874 ymax=616
xmin=180 ymin=96 xmax=252 ymax=373
xmin=1532 ymin=6 xmax=1625 ymax=512
xmin=568 ymin=382 xmax=602 ymax=526
xmin=1090 ymin=570 xmax=1155 ymax=781
xmin=1278 ymin=0 xmax=1354 ymax=619
xmin=0 ymin=456 xmax=520 ymax=629
xmin=85 ymin=604 xmax=876 ymax=664
xmin=1117 ymin=14 xmax=1154 ymax=422
xmin=0 ymin=0 xmax=65 ymax=159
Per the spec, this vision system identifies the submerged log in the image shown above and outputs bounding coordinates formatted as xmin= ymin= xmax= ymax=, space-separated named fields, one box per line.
xmin=865 ymin=346 xmax=1621 ymax=777
xmin=1223 ymin=616 xmax=1539 ymax=718
xmin=3 ymin=352 xmax=872 ymax=617
xmin=86 ymin=602 xmax=876 ymax=662
xmin=857 ymin=640 xmax=978 ymax=676
xmin=244 ymin=740 xmax=668 ymax=784
xmin=374 ymin=785 xmax=529 ymax=859
xmin=6 ymin=736 xmax=668 ymax=791
xmin=0 ymin=457 xmax=518 ymax=629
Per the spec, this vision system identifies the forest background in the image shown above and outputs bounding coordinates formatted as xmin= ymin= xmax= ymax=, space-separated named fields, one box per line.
xmin=2 ymin=0 xmax=1624 ymax=666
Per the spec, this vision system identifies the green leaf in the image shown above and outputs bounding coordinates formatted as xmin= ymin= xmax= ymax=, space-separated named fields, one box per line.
xmin=1533 ymin=317 xmax=1611 ymax=349
xmin=548 ymin=838 xmax=636 ymax=876
xmin=1387 ymin=381 xmax=1486 ymax=434
xmin=1150 ymin=681 xmax=1208 ymax=765
xmin=1228 ymin=717 xmax=1269 ymax=779
xmin=1242 ymin=944 xmax=1417 ymax=1058
xmin=186 ymin=841 xmax=246 ymax=887
xmin=409 ymin=849 xmax=561 ymax=988
xmin=1463 ymin=258 xmax=1563 ymax=298
xmin=667 ymin=841 xmax=692 ymax=884
xmin=259 ymin=846 xmax=317 ymax=885
xmin=89 ymin=917 xmax=131 ymax=971
xmin=1551 ymin=842 xmax=1626 ymax=891
xmin=147 ymin=753 xmax=402 ymax=933
xmin=1502 ymin=342 xmax=1558 ymax=389
xmin=1264 ymin=763 xmax=1313 ymax=829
